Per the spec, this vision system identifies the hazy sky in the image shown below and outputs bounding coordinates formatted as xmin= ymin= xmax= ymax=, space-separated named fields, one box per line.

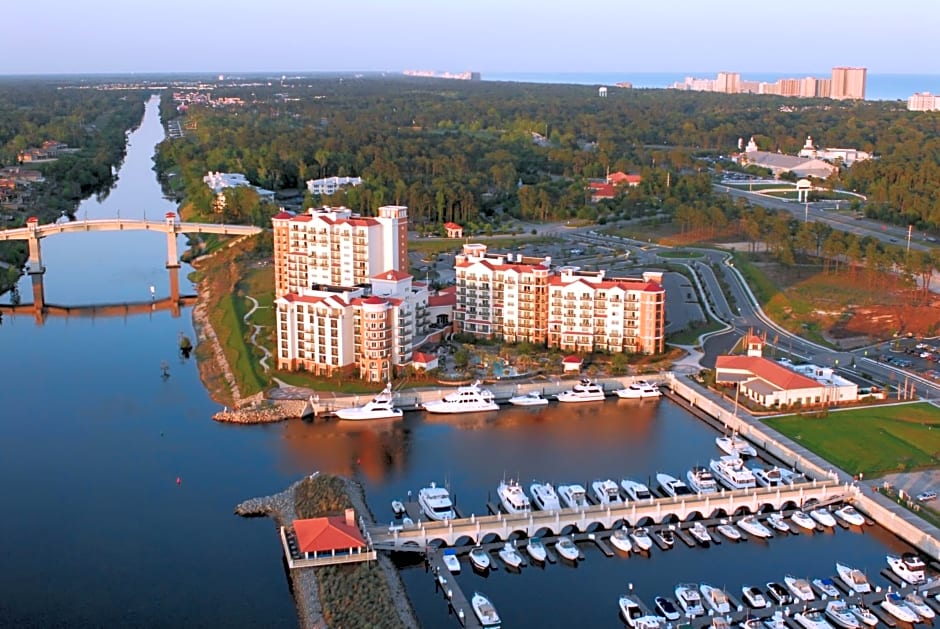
xmin=5 ymin=0 xmax=939 ymax=75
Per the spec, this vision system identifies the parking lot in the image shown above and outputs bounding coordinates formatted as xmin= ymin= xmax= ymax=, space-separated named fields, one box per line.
xmin=876 ymin=337 xmax=940 ymax=382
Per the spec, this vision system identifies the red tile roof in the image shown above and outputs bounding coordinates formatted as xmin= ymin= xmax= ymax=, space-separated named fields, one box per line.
xmin=715 ymin=355 xmax=820 ymax=390
xmin=413 ymin=351 xmax=437 ymax=364
xmin=428 ymin=293 xmax=456 ymax=307
xmin=588 ymin=182 xmax=616 ymax=198
xmin=562 ymin=355 xmax=583 ymax=364
xmin=374 ymin=270 xmax=412 ymax=281
xmin=608 ymin=171 xmax=642 ymax=185
xmin=273 ymin=211 xmax=293 ymax=220
xmin=293 ymin=516 xmax=365 ymax=553
xmin=443 ymin=222 xmax=462 ymax=230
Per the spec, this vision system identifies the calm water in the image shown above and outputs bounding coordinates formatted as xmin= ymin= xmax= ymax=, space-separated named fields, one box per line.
xmin=0 ymin=95 xmax=920 ymax=629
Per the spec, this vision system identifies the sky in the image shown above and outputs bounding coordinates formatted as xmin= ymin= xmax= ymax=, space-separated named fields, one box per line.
xmin=4 ymin=0 xmax=940 ymax=76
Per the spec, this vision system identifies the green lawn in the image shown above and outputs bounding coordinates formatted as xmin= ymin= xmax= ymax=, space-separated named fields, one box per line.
xmin=764 ymin=403 xmax=940 ymax=476
xmin=658 ymin=249 xmax=704 ymax=259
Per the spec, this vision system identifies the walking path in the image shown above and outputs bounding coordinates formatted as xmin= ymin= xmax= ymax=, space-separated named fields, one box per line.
xmin=243 ymin=295 xmax=272 ymax=372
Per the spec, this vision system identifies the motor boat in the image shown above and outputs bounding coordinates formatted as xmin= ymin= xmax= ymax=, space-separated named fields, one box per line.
xmin=556 ymin=378 xmax=606 ymax=403
xmin=766 ymin=582 xmax=791 ymax=606
xmin=469 ymin=546 xmax=490 ymax=571
xmin=741 ymin=618 xmax=763 ymax=629
xmin=752 ymin=466 xmax=801 ymax=488
xmin=710 ymin=456 xmax=757 ymax=490
xmin=654 ymin=528 xmax=675 ymax=549
xmin=812 ymin=578 xmax=839 ymax=599
xmin=795 ymin=609 xmax=834 ymax=629
xmin=655 ymin=596 xmax=681 ymax=621
xmin=621 ymin=479 xmax=653 ymax=501
xmin=497 ymin=542 xmax=524 ymax=569
xmin=525 ymin=537 xmax=547 ymax=563
xmin=689 ymin=521 xmax=713 ymax=546
xmin=630 ymin=527 xmax=654 ymax=552
xmin=835 ymin=563 xmax=871 ymax=594
xmin=784 ymin=575 xmax=816 ymax=602
xmin=742 ymin=585 xmax=768 ymax=609
xmin=833 ymin=505 xmax=866 ymax=527
xmin=737 ymin=516 xmax=773 ymax=539
xmin=825 ymin=601 xmax=860 ymax=629
xmin=497 ymin=479 xmax=531 ymax=514
xmin=716 ymin=433 xmax=758 ymax=458
xmin=791 ymin=511 xmax=817 ymax=531
xmin=881 ymin=592 xmax=920 ymax=623
xmin=402 ymin=516 xmax=414 ymax=526
xmin=591 ymin=479 xmax=624 ymax=506
xmin=809 ymin=507 xmax=837 ymax=528
xmin=700 ymin=584 xmax=732 ymax=614
xmin=717 ymin=522 xmax=742 ymax=542
xmin=558 ymin=483 xmax=590 ymax=509
xmin=442 ymin=548 xmax=460 ymax=573
xmin=657 ymin=472 xmax=694 ymax=497
xmin=422 ymin=381 xmax=499 ymax=414
xmin=555 ymin=535 xmax=579 ymax=562
xmin=334 ymin=382 xmax=403 ymax=420
xmin=391 ymin=500 xmax=405 ymax=517
xmin=904 ymin=592 xmax=935 ymax=620
xmin=508 ymin=390 xmax=549 ymax=406
xmin=764 ymin=612 xmax=788 ymax=629
xmin=687 ymin=466 xmax=719 ymax=494
xmin=848 ymin=605 xmax=878 ymax=627
xmin=417 ymin=482 xmax=456 ymax=521
xmin=675 ymin=584 xmax=706 ymax=617
xmin=620 ymin=594 xmax=663 ymax=629
xmin=530 ymin=481 xmax=561 ymax=511
xmin=766 ymin=513 xmax=790 ymax=533
xmin=615 ymin=380 xmax=662 ymax=399
xmin=610 ymin=526 xmax=634 ymax=553
xmin=712 ymin=617 xmax=731 ymax=629
xmin=887 ymin=552 xmax=927 ymax=584
xmin=472 ymin=591 xmax=501 ymax=628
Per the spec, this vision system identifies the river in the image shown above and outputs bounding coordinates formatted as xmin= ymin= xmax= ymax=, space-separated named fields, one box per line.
xmin=0 ymin=95 xmax=922 ymax=628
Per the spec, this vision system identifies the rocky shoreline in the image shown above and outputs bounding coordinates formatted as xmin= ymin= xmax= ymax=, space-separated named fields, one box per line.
xmin=212 ymin=398 xmax=308 ymax=424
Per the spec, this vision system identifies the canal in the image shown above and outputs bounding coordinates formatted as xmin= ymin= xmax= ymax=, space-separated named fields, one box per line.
xmin=0 ymin=95 xmax=922 ymax=628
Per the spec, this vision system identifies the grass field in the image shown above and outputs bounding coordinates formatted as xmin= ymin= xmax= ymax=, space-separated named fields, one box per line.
xmin=765 ymin=403 xmax=940 ymax=477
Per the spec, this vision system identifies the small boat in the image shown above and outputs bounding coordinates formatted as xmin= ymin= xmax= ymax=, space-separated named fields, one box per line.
xmin=742 ymin=585 xmax=768 ymax=608
xmin=497 ymin=479 xmax=531 ymax=514
xmin=833 ymin=505 xmax=866 ymax=527
xmin=675 ymin=583 xmax=706 ymax=617
xmin=766 ymin=582 xmax=791 ymax=606
xmin=654 ymin=528 xmax=675 ymax=549
xmin=422 ymin=381 xmax=499 ymax=414
xmin=887 ymin=552 xmax=927 ymax=584
xmin=737 ymin=516 xmax=773 ymax=539
xmin=442 ymin=548 xmax=460 ymax=573
xmin=497 ymin=542 xmax=523 ymax=569
xmin=469 ymin=546 xmax=490 ymax=571
xmin=610 ymin=527 xmax=634 ymax=553
xmin=825 ymin=601 xmax=860 ymax=629
xmin=904 ymin=592 xmax=935 ymax=619
xmin=558 ymin=484 xmax=590 ymax=509
xmin=784 ymin=575 xmax=816 ymax=601
xmin=391 ymin=500 xmax=405 ymax=516
xmin=555 ymin=535 xmax=579 ymax=562
xmin=689 ymin=521 xmax=713 ymax=546
xmin=591 ymin=479 xmax=624 ymax=506
xmin=836 ymin=563 xmax=871 ymax=594
xmin=687 ymin=466 xmax=720 ymax=494
xmin=764 ymin=612 xmax=788 ymax=629
xmin=525 ymin=537 xmax=547 ymax=563
xmin=752 ymin=466 xmax=801 ymax=488
xmin=508 ymin=390 xmax=549 ymax=406
xmin=620 ymin=594 xmax=664 ymax=629
xmin=809 ymin=507 xmax=837 ymax=528
xmin=657 ymin=472 xmax=694 ymax=497
xmin=334 ymin=382 xmax=403 ymax=420
xmin=402 ymin=516 xmax=414 ymax=526
xmin=881 ymin=592 xmax=920 ymax=623
xmin=700 ymin=583 xmax=732 ymax=614
xmin=655 ymin=596 xmax=681 ymax=621
xmin=741 ymin=618 xmax=764 ymax=629
xmin=417 ymin=481 xmax=456 ymax=521
xmin=556 ymin=378 xmax=606 ymax=403
xmin=530 ymin=481 xmax=561 ymax=511
xmin=813 ymin=578 xmax=839 ymax=599
xmin=710 ymin=456 xmax=757 ymax=490
xmin=717 ymin=522 xmax=742 ymax=542
xmin=848 ymin=605 xmax=878 ymax=627
xmin=472 ymin=591 xmax=501 ymax=628
xmin=795 ymin=609 xmax=834 ymax=629
xmin=621 ymin=479 xmax=653 ymax=501
xmin=712 ymin=618 xmax=732 ymax=629
xmin=615 ymin=380 xmax=662 ymax=399
xmin=766 ymin=513 xmax=790 ymax=533
xmin=791 ymin=511 xmax=817 ymax=531
xmin=716 ymin=433 xmax=757 ymax=458
xmin=630 ymin=527 xmax=653 ymax=552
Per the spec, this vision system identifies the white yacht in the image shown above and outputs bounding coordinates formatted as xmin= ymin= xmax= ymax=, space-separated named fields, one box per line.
xmin=630 ymin=527 xmax=654 ymax=552
xmin=904 ymin=592 xmax=935 ymax=620
xmin=525 ymin=537 xmax=547 ymax=563
xmin=813 ymin=578 xmax=839 ymax=599
xmin=655 ymin=528 xmax=675 ymax=549
xmin=497 ymin=542 xmax=524 ymax=569
xmin=610 ymin=526 xmax=634 ymax=553
xmin=809 ymin=507 xmax=837 ymax=528
xmin=887 ymin=552 xmax=926 ymax=584
xmin=766 ymin=582 xmax=791 ymax=605
xmin=529 ymin=481 xmax=561 ymax=511
xmin=555 ymin=535 xmax=579 ymax=561
xmin=700 ymin=584 xmax=732 ymax=614
xmin=834 ymin=505 xmax=866 ymax=527
xmin=621 ymin=479 xmax=653 ymax=501
xmin=675 ymin=584 xmax=706 ymax=617
xmin=442 ymin=548 xmax=460 ymax=573
xmin=497 ymin=479 xmax=531 ymax=514
xmin=417 ymin=482 xmax=456 ymax=521
xmin=657 ymin=472 xmax=695 ymax=498
xmin=472 ymin=591 xmax=501 ymax=628
xmin=334 ymin=383 xmax=403 ymax=420
xmin=716 ymin=522 xmax=742 ymax=542
xmin=710 ymin=456 xmax=757 ymax=490
xmin=468 ymin=546 xmax=490 ymax=571
xmin=620 ymin=595 xmax=663 ymax=629
xmin=836 ymin=562 xmax=871 ymax=594
xmin=391 ymin=499 xmax=405 ymax=517
xmin=848 ymin=605 xmax=878 ymax=627
xmin=687 ymin=466 xmax=719 ymax=494
xmin=742 ymin=585 xmax=768 ymax=609
xmin=791 ymin=511 xmax=817 ymax=531
xmin=737 ymin=516 xmax=773 ymax=539
xmin=615 ymin=380 xmax=662 ymax=399
xmin=794 ymin=610 xmax=834 ymax=629
xmin=655 ymin=596 xmax=681 ymax=622
xmin=716 ymin=433 xmax=757 ymax=458
xmin=766 ymin=513 xmax=790 ymax=533
xmin=591 ymin=479 xmax=624 ymax=506
xmin=784 ymin=575 xmax=815 ymax=602
xmin=689 ymin=521 xmax=713 ymax=546
xmin=422 ymin=381 xmax=498 ymax=414
xmin=507 ymin=390 xmax=549 ymax=406
xmin=752 ymin=466 xmax=801 ymax=488
xmin=556 ymin=378 xmax=606 ymax=403
xmin=558 ymin=483 xmax=590 ymax=509
xmin=881 ymin=593 xmax=920 ymax=623
xmin=825 ymin=602 xmax=860 ymax=629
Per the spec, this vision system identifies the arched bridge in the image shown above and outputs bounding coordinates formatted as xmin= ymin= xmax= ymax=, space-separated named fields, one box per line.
xmin=367 ymin=479 xmax=851 ymax=551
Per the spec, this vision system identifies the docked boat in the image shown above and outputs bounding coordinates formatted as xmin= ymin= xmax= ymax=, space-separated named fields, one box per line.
xmin=657 ymin=472 xmax=694 ymax=497
xmin=836 ymin=563 xmax=871 ymax=594
xmin=675 ymin=584 xmax=706 ymax=617
xmin=795 ymin=610 xmax=834 ymax=629
xmin=887 ymin=552 xmax=927 ymax=584
xmin=737 ymin=516 xmax=773 ymax=539
xmin=716 ymin=433 xmax=758 ymax=458
xmin=813 ymin=578 xmax=839 ymax=599
xmin=741 ymin=618 xmax=763 ymax=629
xmin=717 ymin=522 xmax=742 ymax=542
xmin=881 ymin=592 xmax=920 ymax=623
xmin=507 ymin=390 xmax=549 ymax=406
xmin=833 ymin=505 xmax=866 ymax=527
xmin=809 ymin=507 xmax=837 ymax=528
xmin=530 ymin=481 xmax=561 ymax=511
xmin=442 ymin=548 xmax=460 ymax=573
xmin=472 ymin=591 xmax=501 ymax=628
xmin=621 ymin=479 xmax=653 ymax=501
xmin=422 ymin=381 xmax=498 ymax=414
xmin=848 ymin=605 xmax=878 ymax=627
xmin=764 ymin=612 xmax=788 ymax=629
xmin=689 ymin=521 xmax=713 ymax=546
xmin=417 ymin=482 xmax=456 ymax=521
xmin=712 ymin=617 xmax=731 ymax=629
xmin=700 ymin=584 xmax=732 ymax=614
xmin=825 ymin=602 xmax=860 ymax=629
xmin=791 ymin=511 xmax=817 ymax=531
xmin=391 ymin=499 xmax=405 ymax=517
xmin=592 ymin=479 xmax=624 ymax=506
xmin=469 ymin=546 xmax=491 ymax=571
xmin=742 ymin=585 xmax=768 ymax=609
xmin=710 ymin=456 xmax=757 ymax=490
xmin=615 ymin=380 xmax=662 ymax=399
xmin=335 ymin=382 xmax=403 ymax=420
xmin=558 ymin=483 xmax=590 ymax=509
xmin=497 ymin=542 xmax=523 ymax=569
xmin=687 ymin=466 xmax=719 ymax=494
xmin=620 ymin=594 xmax=663 ymax=629
xmin=525 ymin=537 xmax=547 ymax=563
xmin=766 ymin=513 xmax=790 ymax=533
xmin=784 ymin=575 xmax=815 ymax=602
xmin=497 ymin=479 xmax=531 ymax=514
xmin=766 ymin=582 xmax=791 ymax=606
xmin=555 ymin=535 xmax=579 ymax=561
xmin=904 ymin=592 xmax=935 ymax=619
xmin=556 ymin=378 xmax=606 ymax=403
xmin=655 ymin=528 xmax=675 ymax=549
xmin=610 ymin=526 xmax=634 ymax=553
xmin=752 ymin=466 xmax=801 ymax=488
xmin=630 ymin=527 xmax=654 ymax=552
xmin=655 ymin=596 xmax=681 ymax=621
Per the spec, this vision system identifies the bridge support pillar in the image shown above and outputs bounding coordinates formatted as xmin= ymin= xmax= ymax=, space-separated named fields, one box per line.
xmin=27 ymin=235 xmax=44 ymax=275
xmin=31 ymin=273 xmax=46 ymax=326
xmin=168 ymin=267 xmax=181 ymax=318
xmin=166 ymin=231 xmax=180 ymax=268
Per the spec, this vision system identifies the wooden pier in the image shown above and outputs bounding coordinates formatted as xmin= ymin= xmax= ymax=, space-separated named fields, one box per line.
xmin=427 ymin=550 xmax=484 ymax=629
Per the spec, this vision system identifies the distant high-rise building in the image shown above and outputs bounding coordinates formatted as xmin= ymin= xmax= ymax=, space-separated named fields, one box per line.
xmin=908 ymin=92 xmax=940 ymax=111
xmin=815 ymin=79 xmax=832 ymax=98
xmin=799 ymin=77 xmax=818 ymax=98
xmin=716 ymin=72 xmax=741 ymax=94
xmin=830 ymin=67 xmax=866 ymax=100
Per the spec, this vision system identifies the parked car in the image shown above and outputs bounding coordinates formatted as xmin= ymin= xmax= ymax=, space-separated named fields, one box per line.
xmin=916 ymin=491 xmax=937 ymax=502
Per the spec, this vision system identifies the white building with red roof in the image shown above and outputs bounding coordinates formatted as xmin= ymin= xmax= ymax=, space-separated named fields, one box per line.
xmin=283 ymin=508 xmax=375 ymax=568
xmin=443 ymin=222 xmax=463 ymax=238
